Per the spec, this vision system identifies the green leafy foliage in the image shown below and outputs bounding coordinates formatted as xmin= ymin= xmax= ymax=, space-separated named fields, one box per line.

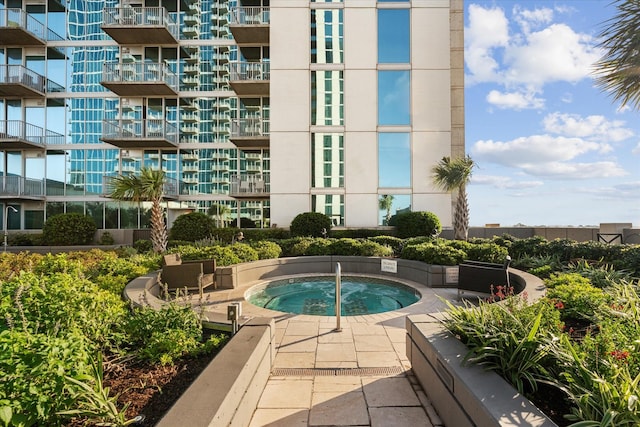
xmin=249 ymin=240 xmax=283 ymax=259
xmin=400 ymin=242 xmax=466 ymax=265
xmin=544 ymin=273 xmax=609 ymax=321
xmin=97 ymin=232 xmax=115 ymax=245
xmin=169 ymin=212 xmax=216 ymax=242
xmin=168 ymin=245 xmax=241 ymax=266
xmin=395 ymin=211 xmax=442 ymax=239
xmin=228 ymin=242 xmax=259 ymax=263
xmin=42 ymin=213 xmax=97 ymax=245
xmin=368 ymin=236 xmax=403 ymax=255
xmin=465 ymin=242 xmax=510 ymax=264
xmin=289 ymin=212 xmax=332 ymax=237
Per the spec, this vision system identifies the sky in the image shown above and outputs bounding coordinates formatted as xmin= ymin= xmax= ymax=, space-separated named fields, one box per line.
xmin=464 ymin=0 xmax=640 ymax=227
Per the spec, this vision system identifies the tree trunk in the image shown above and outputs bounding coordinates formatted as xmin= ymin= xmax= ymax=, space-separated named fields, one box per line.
xmin=453 ymin=186 xmax=469 ymax=240
xmin=150 ymin=199 xmax=168 ymax=253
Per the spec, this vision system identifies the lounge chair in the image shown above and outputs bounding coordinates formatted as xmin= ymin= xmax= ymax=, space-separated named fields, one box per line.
xmin=160 ymin=253 xmax=216 ymax=297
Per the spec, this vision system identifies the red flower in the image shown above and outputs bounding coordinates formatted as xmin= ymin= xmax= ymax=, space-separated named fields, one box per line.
xmin=611 ymin=350 xmax=630 ymax=361
xmin=554 ymin=301 xmax=565 ymax=309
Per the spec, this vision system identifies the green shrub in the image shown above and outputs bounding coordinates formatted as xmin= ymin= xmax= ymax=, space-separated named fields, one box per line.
xmin=306 ymin=238 xmax=334 ymax=256
xmin=290 ymin=212 xmax=332 ymax=237
xmin=239 ymin=217 xmax=257 ymax=228
xmin=170 ymin=212 xmax=216 ymax=242
xmin=544 ymin=273 xmax=609 ymax=321
xmin=395 ymin=211 xmax=441 ymax=238
xmin=288 ymin=237 xmax=318 ymax=256
xmin=617 ymin=245 xmax=640 ymax=276
xmin=8 ymin=233 xmax=34 ymax=246
xmin=97 ymin=231 xmax=115 ymax=245
xmin=572 ymin=241 xmax=622 ymax=263
xmin=42 ymin=213 xmax=97 ymax=245
xmin=328 ymin=238 xmax=364 ymax=256
xmin=509 ymin=236 xmax=548 ymax=258
xmin=368 ymin=236 xmax=403 ymax=255
xmin=228 ymin=242 xmax=259 ymax=263
xmin=465 ymin=243 xmax=510 ymax=264
xmin=545 ymin=238 xmax=577 ymax=262
xmin=401 ymin=242 xmax=466 ymax=265
xmin=133 ymin=239 xmax=152 ymax=253
xmin=168 ymin=245 xmax=241 ymax=266
xmin=249 ymin=240 xmax=283 ymax=259
xmin=565 ymin=259 xmax=634 ymax=289
xmin=357 ymin=240 xmax=394 ymax=257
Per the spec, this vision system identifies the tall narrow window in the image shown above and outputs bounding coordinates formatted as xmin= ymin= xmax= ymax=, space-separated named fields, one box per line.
xmin=312 ymin=194 xmax=344 ymax=226
xmin=311 ymin=9 xmax=343 ymax=64
xmin=378 ymin=133 xmax=410 ymax=188
xmin=311 ymin=133 xmax=344 ymax=188
xmin=378 ymin=9 xmax=410 ymax=63
xmin=378 ymin=70 xmax=410 ymax=125
xmin=311 ymin=71 xmax=344 ymax=125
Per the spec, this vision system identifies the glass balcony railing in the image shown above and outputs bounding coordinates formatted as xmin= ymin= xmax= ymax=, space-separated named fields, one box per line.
xmin=102 ymin=62 xmax=179 ymax=94
xmin=230 ymin=173 xmax=269 ymax=196
xmin=0 ymin=120 xmax=64 ymax=147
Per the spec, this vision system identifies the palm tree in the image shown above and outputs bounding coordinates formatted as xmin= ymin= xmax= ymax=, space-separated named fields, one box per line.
xmin=432 ymin=156 xmax=475 ymax=241
xmin=594 ymin=0 xmax=640 ymax=109
xmin=208 ymin=203 xmax=231 ymax=228
xmin=108 ymin=167 xmax=168 ymax=253
xmin=378 ymin=195 xmax=394 ymax=225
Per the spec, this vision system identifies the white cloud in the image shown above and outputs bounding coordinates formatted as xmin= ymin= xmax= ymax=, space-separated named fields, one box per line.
xmin=465 ymin=5 xmax=509 ymax=84
xmin=513 ymin=5 xmax=554 ymax=34
xmin=486 ymin=89 xmax=544 ymax=110
xmin=472 ymin=135 xmax=605 ymax=165
xmin=543 ymin=113 xmax=634 ymax=143
xmin=472 ymin=174 xmax=544 ymax=189
xmin=576 ymin=182 xmax=640 ymax=199
xmin=523 ymin=161 xmax=626 ymax=179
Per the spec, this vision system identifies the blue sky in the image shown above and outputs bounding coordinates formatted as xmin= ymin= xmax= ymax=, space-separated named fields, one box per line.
xmin=464 ymin=1 xmax=639 ymax=227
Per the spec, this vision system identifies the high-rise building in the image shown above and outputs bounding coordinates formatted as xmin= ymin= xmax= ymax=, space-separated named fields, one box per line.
xmin=0 ymin=0 xmax=463 ymax=240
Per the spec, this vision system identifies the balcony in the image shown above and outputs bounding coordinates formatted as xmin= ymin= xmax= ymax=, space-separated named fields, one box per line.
xmin=0 ymin=175 xmax=44 ymax=200
xmin=230 ymin=118 xmax=269 ymax=149
xmin=103 ymin=174 xmax=179 ymax=200
xmin=101 ymin=118 xmax=178 ymax=149
xmin=102 ymin=7 xmax=179 ymax=44
xmin=0 ymin=8 xmax=63 ymax=45
xmin=0 ymin=120 xmax=64 ymax=150
xmin=101 ymin=62 xmax=178 ymax=96
xmin=229 ymin=6 xmax=269 ymax=44
xmin=0 ymin=65 xmax=46 ymax=97
xmin=229 ymin=173 xmax=269 ymax=199
xmin=229 ymin=62 xmax=269 ymax=95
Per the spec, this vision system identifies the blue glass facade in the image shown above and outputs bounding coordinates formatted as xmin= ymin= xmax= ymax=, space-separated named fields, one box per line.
xmin=0 ymin=0 xmax=270 ymax=234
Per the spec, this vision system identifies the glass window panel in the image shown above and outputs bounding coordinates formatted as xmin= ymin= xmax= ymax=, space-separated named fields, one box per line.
xmin=66 ymin=202 xmax=84 ymax=214
xmin=312 ymin=194 xmax=344 ymax=226
xmin=378 ymin=9 xmax=410 ymax=63
xmin=311 ymin=133 xmax=344 ymax=188
xmin=25 ymin=209 xmax=44 ymax=230
xmin=378 ymin=194 xmax=411 ymax=226
xmin=311 ymin=71 xmax=344 ymax=126
xmin=86 ymin=202 xmax=104 ymax=229
xmin=378 ymin=133 xmax=410 ymax=188
xmin=311 ymin=9 xmax=343 ymax=64
xmin=378 ymin=70 xmax=410 ymax=125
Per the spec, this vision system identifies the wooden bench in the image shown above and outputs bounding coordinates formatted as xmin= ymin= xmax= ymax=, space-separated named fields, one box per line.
xmin=160 ymin=253 xmax=216 ymax=297
xmin=457 ymin=257 xmax=511 ymax=300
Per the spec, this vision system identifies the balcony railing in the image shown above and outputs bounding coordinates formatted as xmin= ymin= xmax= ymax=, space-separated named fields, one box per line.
xmin=102 ymin=7 xmax=179 ymax=43
xmin=101 ymin=62 xmax=179 ymax=95
xmin=229 ymin=6 xmax=270 ymax=25
xmin=0 ymin=120 xmax=64 ymax=148
xmin=0 ymin=175 xmax=44 ymax=198
xmin=0 ymin=8 xmax=64 ymax=44
xmin=231 ymin=118 xmax=270 ymax=138
xmin=229 ymin=173 xmax=269 ymax=197
xmin=229 ymin=62 xmax=270 ymax=81
xmin=102 ymin=119 xmax=178 ymax=147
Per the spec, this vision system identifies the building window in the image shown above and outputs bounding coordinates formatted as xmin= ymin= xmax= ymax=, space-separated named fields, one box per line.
xmin=378 ymin=194 xmax=411 ymax=226
xmin=378 ymin=133 xmax=410 ymax=188
xmin=311 ymin=9 xmax=343 ymax=64
xmin=378 ymin=70 xmax=410 ymax=125
xmin=312 ymin=194 xmax=344 ymax=226
xmin=311 ymin=71 xmax=344 ymax=126
xmin=378 ymin=9 xmax=410 ymax=64
xmin=312 ymin=133 xmax=344 ymax=188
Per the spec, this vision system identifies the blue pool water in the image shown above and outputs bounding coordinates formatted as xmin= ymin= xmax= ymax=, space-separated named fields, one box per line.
xmin=246 ymin=276 xmax=421 ymax=316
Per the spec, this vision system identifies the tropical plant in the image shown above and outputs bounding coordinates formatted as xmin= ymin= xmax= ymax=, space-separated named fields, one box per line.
xmin=594 ymin=0 xmax=640 ymax=110
xmin=108 ymin=167 xmax=168 ymax=253
xmin=207 ymin=203 xmax=232 ymax=228
xmin=431 ymin=155 xmax=475 ymax=240
xmin=378 ymin=195 xmax=394 ymax=225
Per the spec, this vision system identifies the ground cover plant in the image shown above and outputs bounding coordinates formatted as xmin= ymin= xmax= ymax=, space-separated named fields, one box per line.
xmin=0 ymin=250 xmax=228 ymax=426
xmin=442 ymin=236 xmax=640 ymax=426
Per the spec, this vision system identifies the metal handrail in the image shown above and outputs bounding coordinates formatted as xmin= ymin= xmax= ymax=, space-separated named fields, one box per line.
xmin=229 ymin=61 xmax=270 ymax=81
xmin=102 ymin=6 xmax=179 ymax=39
xmin=102 ymin=62 xmax=178 ymax=91
xmin=102 ymin=118 xmax=178 ymax=145
xmin=229 ymin=6 xmax=270 ymax=25
xmin=230 ymin=118 xmax=270 ymax=137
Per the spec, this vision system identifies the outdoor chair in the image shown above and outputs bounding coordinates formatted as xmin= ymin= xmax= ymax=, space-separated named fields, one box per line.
xmin=160 ymin=253 xmax=216 ymax=297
